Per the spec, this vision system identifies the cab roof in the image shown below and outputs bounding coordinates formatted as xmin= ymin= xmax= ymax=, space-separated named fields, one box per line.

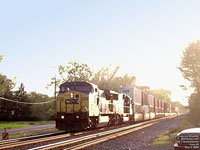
xmin=60 ymin=81 xmax=98 ymax=88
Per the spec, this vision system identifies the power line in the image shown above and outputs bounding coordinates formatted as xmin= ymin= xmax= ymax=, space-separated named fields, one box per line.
xmin=0 ymin=97 xmax=56 ymax=105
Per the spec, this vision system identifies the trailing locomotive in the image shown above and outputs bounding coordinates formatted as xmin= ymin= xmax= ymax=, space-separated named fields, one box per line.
xmin=56 ymin=81 xmax=179 ymax=131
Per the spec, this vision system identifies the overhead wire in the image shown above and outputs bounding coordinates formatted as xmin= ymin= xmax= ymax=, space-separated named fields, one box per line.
xmin=0 ymin=96 xmax=56 ymax=105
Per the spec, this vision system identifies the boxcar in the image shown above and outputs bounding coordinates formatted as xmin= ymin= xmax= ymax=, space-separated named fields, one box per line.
xmin=149 ymin=94 xmax=155 ymax=119
xmin=141 ymin=91 xmax=150 ymax=120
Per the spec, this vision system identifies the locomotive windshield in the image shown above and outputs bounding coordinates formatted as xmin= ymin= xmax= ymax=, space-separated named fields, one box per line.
xmin=74 ymin=85 xmax=92 ymax=93
xmin=60 ymin=82 xmax=93 ymax=94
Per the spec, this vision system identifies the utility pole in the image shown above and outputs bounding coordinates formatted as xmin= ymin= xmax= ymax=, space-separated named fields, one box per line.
xmin=52 ymin=75 xmax=57 ymax=112
xmin=54 ymin=75 xmax=57 ymax=100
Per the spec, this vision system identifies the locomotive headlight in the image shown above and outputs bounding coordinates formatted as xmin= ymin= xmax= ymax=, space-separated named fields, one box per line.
xmin=76 ymin=116 xmax=79 ymax=119
xmin=61 ymin=115 xmax=65 ymax=119
xmin=70 ymin=93 xmax=73 ymax=98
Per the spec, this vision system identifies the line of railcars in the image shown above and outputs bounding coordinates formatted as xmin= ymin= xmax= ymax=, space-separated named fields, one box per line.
xmin=56 ymin=81 xmax=179 ymax=131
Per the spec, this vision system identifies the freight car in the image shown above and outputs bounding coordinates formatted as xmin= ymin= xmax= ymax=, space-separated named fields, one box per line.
xmin=56 ymin=81 xmax=178 ymax=131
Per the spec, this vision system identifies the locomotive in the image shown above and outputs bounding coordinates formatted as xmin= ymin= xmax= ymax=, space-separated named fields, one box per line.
xmin=56 ymin=81 xmax=178 ymax=131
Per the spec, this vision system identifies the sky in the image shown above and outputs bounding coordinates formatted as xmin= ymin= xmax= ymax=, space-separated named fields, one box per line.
xmin=0 ymin=0 xmax=200 ymax=106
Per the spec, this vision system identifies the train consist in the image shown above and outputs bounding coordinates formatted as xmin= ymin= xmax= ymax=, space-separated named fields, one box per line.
xmin=56 ymin=81 xmax=179 ymax=131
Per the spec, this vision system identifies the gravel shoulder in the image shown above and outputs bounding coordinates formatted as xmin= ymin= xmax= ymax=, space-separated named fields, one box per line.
xmin=86 ymin=115 xmax=184 ymax=150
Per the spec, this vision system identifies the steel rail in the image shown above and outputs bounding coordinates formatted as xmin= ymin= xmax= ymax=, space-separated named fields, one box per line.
xmin=0 ymin=131 xmax=82 ymax=150
xmin=0 ymin=115 xmax=177 ymax=150
xmin=0 ymin=131 xmax=64 ymax=146
xmin=0 ymin=125 xmax=112 ymax=150
xmin=64 ymin=122 xmax=154 ymax=150
xmin=29 ymin=116 xmax=174 ymax=150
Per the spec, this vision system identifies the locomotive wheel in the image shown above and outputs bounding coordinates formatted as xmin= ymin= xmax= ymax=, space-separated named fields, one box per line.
xmin=110 ymin=118 xmax=115 ymax=126
xmin=116 ymin=115 xmax=120 ymax=124
xmin=89 ymin=117 xmax=99 ymax=129
xmin=108 ymin=115 xmax=117 ymax=126
xmin=116 ymin=115 xmax=123 ymax=124
xmin=119 ymin=115 xmax=123 ymax=124
xmin=129 ymin=115 xmax=134 ymax=123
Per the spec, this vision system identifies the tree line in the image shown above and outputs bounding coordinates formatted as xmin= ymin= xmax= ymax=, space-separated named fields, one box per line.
xmin=0 ymin=78 xmax=55 ymax=121
xmin=51 ymin=60 xmax=181 ymax=107
xmin=0 ymin=56 xmax=55 ymax=121
xmin=0 ymin=55 xmax=183 ymax=121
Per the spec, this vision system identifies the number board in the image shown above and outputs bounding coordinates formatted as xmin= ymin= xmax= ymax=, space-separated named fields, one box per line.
xmin=65 ymin=99 xmax=79 ymax=104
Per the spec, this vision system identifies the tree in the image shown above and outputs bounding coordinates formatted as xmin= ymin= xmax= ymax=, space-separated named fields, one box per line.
xmin=179 ymin=40 xmax=200 ymax=93
xmin=149 ymin=89 xmax=171 ymax=103
xmin=0 ymin=74 xmax=15 ymax=96
xmin=91 ymin=65 xmax=119 ymax=90
xmin=47 ymin=61 xmax=93 ymax=95
xmin=50 ymin=61 xmax=136 ymax=93
xmin=58 ymin=61 xmax=93 ymax=82
xmin=92 ymin=66 xmax=136 ymax=91
xmin=179 ymin=40 xmax=200 ymax=125
xmin=0 ymin=82 xmax=32 ymax=121
xmin=28 ymin=92 xmax=55 ymax=120
xmin=0 ymin=70 xmax=16 ymax=120
xmin=188 ymin=92 xmax=200 ymax=126
xmin=13 ymin=83 xmax=32 ymax=121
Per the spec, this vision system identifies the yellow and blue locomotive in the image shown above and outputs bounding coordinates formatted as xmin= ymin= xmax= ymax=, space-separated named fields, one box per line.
xmin=56 ymin=82 xmax=100 ymax=131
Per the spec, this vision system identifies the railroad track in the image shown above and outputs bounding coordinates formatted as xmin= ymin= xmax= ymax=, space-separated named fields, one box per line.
xmin=0 ymin=116 xmax=177 ymax=150
xmin=29 ymin=116 xmax=176 ymax=150
xmin=0 ymin=131 xmax=82 ymax=150
xmin=0 ymin=125 xmax=121 ymax=150
xmin=0 ymin=131 xmax=64 ymax=146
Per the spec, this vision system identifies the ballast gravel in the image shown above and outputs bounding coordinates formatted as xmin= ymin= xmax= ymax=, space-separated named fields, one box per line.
xmin=85 ymin=115 xmax=184 ymax=150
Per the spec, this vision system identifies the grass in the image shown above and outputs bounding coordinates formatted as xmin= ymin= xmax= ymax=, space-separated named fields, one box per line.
xmin=0 ymin=128 xmax=59 ymax=140
xmin=27 ymin=120 xmax=55 ymax=125
xmin=0 ymin=120 xmax=55 ymax=130
xmin=151 ymin=114 xmax=196 ymax=147
xmin=0 ymin=122 xmax=30 ymax=130
xmin=2 ymin=128 xmax=59 ymax=140
xmin=151 ymin=129 xmax=179 ymax=146
xmin=178 ymin=115 xmax=196 ymax=130
xmin=0 ymin=120 xmax=56 ymax=140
